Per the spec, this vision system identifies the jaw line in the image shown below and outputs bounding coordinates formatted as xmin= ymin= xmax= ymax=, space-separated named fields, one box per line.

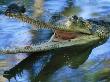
xmin=0 ymin=35 xmax=101 ymax=54
xmin=5 ymin=12 xmax=92 ymax=35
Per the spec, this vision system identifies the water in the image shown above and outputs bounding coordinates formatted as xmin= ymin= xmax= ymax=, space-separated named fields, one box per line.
xmin=0 ymin=0 xmax=110 ymax=82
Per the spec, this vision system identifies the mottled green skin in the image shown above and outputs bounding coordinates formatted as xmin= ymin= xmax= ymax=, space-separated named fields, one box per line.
xmin=5 ymin=13 xmax=110 ymax=38
xmin=0 ymin=12 xmax=109 ymax=54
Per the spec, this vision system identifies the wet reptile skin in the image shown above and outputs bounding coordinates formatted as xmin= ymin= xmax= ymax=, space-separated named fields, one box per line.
xmin=0 ymin=5 xmax=110 ymax=54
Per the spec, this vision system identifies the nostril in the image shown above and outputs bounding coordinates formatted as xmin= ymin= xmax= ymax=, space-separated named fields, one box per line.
xmin=5 ymin=3 xmax=26 ymax=14
xmin=19 ymin=5 xmax=26 ymax=13
xmin=72 ymin=15 xmax=78 ymax=20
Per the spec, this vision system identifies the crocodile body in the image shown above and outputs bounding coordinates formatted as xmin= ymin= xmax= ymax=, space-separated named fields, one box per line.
xmin=0 ymin=5 xmax=110 ymax=54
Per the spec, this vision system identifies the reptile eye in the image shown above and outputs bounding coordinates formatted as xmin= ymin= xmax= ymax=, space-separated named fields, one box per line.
xmin=72 ymin=15 xmax=78 ymax=20
xmin=84 ymin=22 xmax=91 ymax=28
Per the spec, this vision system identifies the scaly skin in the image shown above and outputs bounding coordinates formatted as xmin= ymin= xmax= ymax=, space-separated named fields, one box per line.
xmin=5 ymin=13 xmax=92 ymax=34
xmin=0 ymin=9 xmax=110 ymax=54
xmin=0 ymin=35 xmax=102 ymax=54
xmin=2 ymin=4 xmax=110 ymax=82
xmin=4 ymin=12 xmax=109 ymax=38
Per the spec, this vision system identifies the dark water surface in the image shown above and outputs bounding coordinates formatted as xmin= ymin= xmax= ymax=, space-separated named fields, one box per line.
xmin=0 ymin=0 xmax=110 ymax=82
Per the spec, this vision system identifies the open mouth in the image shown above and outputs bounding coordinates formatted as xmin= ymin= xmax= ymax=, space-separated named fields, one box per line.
xmin=5 ymin=5 xmax=93 ymax=41
xmin=0 ymin=4 xmax=102 ymax=54
xmin=5 ymin=12 xmax=92 ymax=42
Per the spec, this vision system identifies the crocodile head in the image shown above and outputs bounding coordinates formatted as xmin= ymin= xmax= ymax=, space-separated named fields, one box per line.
xmin=5 ymin=3 xmax=110 ymax=38
xmin=5 ymin=4 xmax=92 ymax=35
xmin=1 ymin=3 xmax=109 ymax=54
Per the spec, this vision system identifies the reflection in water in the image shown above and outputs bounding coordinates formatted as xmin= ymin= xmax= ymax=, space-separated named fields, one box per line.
xmin=1 ymin=0 xmax=110 ymax=82
xmin=3 ymin=52 xmax=52 ymax=81
xmin=3 ymin=38 xmax=99 ymax=82
xmin=35 ymin=47 xmax=92 ymax=82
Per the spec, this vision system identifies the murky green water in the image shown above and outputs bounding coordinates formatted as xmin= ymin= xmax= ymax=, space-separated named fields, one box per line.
xmin=0 ymin=0 xmax=110 ymax=82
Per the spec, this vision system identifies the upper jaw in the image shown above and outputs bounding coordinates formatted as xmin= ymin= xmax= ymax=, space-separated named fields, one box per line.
xmin=4 ymin=9 xmax=97 ymax=38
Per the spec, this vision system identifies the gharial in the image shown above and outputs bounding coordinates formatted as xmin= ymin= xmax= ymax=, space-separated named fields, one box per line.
xmin=0 ymin=4 xmax=110 ymax=54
